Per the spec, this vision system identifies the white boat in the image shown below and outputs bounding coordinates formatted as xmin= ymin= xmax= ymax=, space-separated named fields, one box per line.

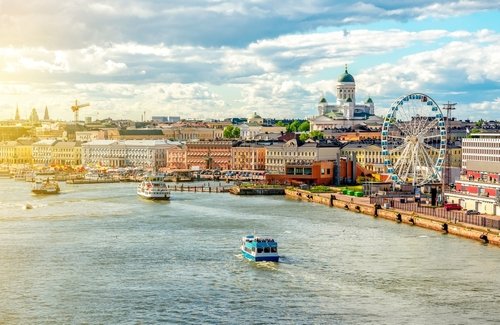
xmin=137 ymin=174 xmax=170 ymax=200
xmin=32 ymin=178 xmax=60 ymax=195
xmin=241 ymin=235 xmax=279 ymax=262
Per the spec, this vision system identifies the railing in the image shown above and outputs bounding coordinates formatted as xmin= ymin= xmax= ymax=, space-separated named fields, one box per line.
xmin=370 ymin=197 xmax=500 ymax=229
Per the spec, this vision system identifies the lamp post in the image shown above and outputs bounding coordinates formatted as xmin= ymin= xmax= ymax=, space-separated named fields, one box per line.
xmin=441 ymin=101 xmax=456 ymax=205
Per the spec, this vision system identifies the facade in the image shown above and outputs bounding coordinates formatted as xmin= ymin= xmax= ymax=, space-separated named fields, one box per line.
xmin=166 ymin=145 xmax=187 ymax=170
xmin=52 ymin=142 xmax=82 ymax=166
xmin=265 ymin=139 xmax=341 ymax=175
xmin=32 ymin=139 xmax=58 ymax=165
xmin=341 ymin=142 xmax=385 ymax=174
xmin=0 ymin=140 xmax=33 ymax=164
xmin=162 ymin=127 xmax=223 ymax=141
xmin=231 ymin=143 xmax=266 ymax=171
xmin=75 ymin=131 xmax=100 ymax=143
xmin=185 ymin=140 xmax=234 ymax=170
xmin=82 ymin=140 xmax=174 ymax=169
xmin=266 ymin=161 xmax=335 ymax=185
xmin=239 ymin=125 xmax=286 ymax=140
xmin=152 ymin=116 xmax=181 ymax=123
xmin=446 ymin=133 xmax=500 ymax=215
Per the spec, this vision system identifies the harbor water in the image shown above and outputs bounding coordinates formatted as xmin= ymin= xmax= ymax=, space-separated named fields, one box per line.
xmin=0 ymin=179 xmax=499 ymax=324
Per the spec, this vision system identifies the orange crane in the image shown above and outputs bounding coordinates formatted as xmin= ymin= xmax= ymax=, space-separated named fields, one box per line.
xmin=71 ymin=100 xmax=90 ymax=124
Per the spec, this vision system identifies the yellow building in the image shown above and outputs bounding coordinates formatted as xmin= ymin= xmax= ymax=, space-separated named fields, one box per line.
xmin=0 ymin=140 xmax=33 ymax=165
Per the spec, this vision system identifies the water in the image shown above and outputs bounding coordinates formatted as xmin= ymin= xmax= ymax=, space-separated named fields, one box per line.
xmin=0 ymin=179 xmax=498 ymax=324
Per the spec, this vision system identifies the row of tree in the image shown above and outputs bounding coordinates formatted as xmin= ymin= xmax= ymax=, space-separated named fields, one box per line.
xmin=223 ymin=120 xmax=324 ymax=140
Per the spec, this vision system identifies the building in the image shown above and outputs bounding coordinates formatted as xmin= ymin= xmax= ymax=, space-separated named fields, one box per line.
xmin=152 ymin=116 xmax=181 ymax=123
xmin=75 ymin=131 xmax=100 ymax=143
xmin=231 ymin=143 xmax=267 ymax=171
xmin=52 ymin=142 xmax=82 ymax=166
xmin=162 ymin=127 xmax=223 ymax=141
xmin=32 ymin=139 xmax=58 ymax=165
xmin=166 ymin=144 xmax=187 ymax=170
xmin=82 ymin=140 xmax=175 ymax=169
xmin=309 ymin=65 xmax=380 ymax=131
xmin=239 ymin=125 xmax=286 ymax=140
xmin=445 ymin=133 xmax=500 ymax=215
xmin=264 ymin=139 xmax=341 ymax=185
xmin=341 ymin=142 xmax=385 ymax=174
xmin=0 ymin=140 xmax=33 ymax=165
xmin=185 ymin=140 xmax=234 ymax=170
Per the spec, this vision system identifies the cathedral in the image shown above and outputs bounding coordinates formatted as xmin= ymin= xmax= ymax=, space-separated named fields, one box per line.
xmin=310 ymin=65 xmax=380 ymax=131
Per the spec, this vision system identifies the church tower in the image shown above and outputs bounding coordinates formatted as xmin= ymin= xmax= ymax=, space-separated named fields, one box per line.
xmin=15 ymin=105 xmax=20 ymax=120
xmin=43 ymin=106 xmax=50 ymax=121
xmin=336 ymin=64 xmax=356 ymax=106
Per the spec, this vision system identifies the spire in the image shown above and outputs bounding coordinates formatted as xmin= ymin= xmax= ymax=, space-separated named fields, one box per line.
xmin=15 ymin=105 xmax=20 ymax=120
xmin=43 ymin=106 xmax=50 ymax=120
xmin=345 ymin=63 xmax=348 ymax=73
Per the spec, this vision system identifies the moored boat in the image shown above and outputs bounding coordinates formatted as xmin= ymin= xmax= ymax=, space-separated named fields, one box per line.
xmin=241 ymin=235 xmax=279 ymax=262
xmin=32 ymin=178 xmax=60 ymax=194
xmin=137 ymin=174 xmax=170 ymax=200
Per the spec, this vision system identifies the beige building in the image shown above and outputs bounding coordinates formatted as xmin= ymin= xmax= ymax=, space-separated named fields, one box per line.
xmin=162 ymin=127 xmax=223 ymax=141
xmin=231 ymin=143 xmax=266 ymax=171
xmin=32 ymin=139 xmax=58 ymax=165
xmin=52 ymin=142 xmax=82 ymax=166
xmin=265 ymin=139 xmax=341 ymax=175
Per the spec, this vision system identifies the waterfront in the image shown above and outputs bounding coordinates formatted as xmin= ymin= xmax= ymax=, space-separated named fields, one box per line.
xmin=0 ymin=179 xmax=499 ymax=324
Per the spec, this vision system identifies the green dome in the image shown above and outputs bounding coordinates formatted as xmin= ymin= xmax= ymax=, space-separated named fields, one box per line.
xmin=338 ymin=66 xmax=355 ymax=83
xmin=366 ymin=97 xmax=373 ymax=104
xmin=319 ymin=97 xmax=327 ymax=103
xmin=346 ymin=97 xmax=353 ymax=103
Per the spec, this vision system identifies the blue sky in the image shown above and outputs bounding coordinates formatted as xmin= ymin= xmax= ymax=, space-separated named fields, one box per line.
xmin=0 ymin=0 xmax=499 ymax=122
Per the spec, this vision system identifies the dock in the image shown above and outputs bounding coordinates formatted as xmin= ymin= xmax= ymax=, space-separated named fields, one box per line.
xmin=166 ymin=184 xmax=232 ymax=193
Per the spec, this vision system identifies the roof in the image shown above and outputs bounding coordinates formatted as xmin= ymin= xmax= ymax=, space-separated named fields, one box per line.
xmin=119 ymin=129 xmax=164 ymax=135
xmin=366 ymin=97 xmax=373 ymax=104
xmin=319 ymin=97 xmax=327 ymax=103
xmin=337 ymin=66 xmax=355 ymax=83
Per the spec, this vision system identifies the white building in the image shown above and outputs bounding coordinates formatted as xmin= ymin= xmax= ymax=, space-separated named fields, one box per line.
xmin=82 ymin=140 xmax=177 ymax=169
xmin=310 ymin=66 xmax=380 ymax=131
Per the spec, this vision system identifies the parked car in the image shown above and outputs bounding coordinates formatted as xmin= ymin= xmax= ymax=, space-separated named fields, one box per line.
xmin=465 ymin=210 xmax=480 ymax=215
xmin=444 ymin=203 xmax=462 ymax=211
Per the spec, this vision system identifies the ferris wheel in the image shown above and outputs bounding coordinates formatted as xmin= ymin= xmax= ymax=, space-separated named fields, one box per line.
xmin=381 ymin=93 xmax=446 ymax=186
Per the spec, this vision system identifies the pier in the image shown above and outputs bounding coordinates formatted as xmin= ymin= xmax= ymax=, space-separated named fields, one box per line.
xmin=166 ymin=184 xmax=232 ymax=193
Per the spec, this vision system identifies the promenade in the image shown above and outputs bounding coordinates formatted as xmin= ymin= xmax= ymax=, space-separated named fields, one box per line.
xmin=286 ymin=188 xmax=500 ymax=247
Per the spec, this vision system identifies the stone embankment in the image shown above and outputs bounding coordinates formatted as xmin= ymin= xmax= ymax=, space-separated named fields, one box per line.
xmin=285 ymin=188 xmax=500 ymax=247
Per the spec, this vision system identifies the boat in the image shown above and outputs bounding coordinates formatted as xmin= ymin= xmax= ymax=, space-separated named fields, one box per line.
xmin=32 ymin=178 xmax=60 ymax=194
xmin=241 ymin=235 xmax=279 ymax=262
xmin=137 ymin=173 xmax=170 ymax=200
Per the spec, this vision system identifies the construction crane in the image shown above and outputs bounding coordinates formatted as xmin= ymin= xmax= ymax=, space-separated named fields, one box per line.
xmin=71 ymin=100 xmax=90 ymax=125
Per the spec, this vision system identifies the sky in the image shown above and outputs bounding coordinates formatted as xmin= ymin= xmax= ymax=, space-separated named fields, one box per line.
xmin=0 ymin=0 xmax=499 ymax=122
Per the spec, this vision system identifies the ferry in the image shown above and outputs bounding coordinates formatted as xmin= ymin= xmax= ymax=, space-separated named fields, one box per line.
xmin=32 ymin=178 xmax=60 ymax=194
xmin=241 ymin=235 xmax=279 ymax=262
xmin=137 ymin=174 xmax=170 ymax=200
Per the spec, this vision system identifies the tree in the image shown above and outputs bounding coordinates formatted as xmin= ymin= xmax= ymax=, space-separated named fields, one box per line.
xmin=299 ymin=133 xmax=310 ymax=142
xmin=223 ymin=125 xmax=241 ymax=138
xmin=309 ymin=130 xmax=324 ymax=140
xmin=275 ymin=121 xmax=286 ymax=127
xmin=289 ymin=120 xmax=301 ymax=132
xmin=475 ymin=119 xmax=484 ymax=128
xmin=298 ymin=121 xmax=310 ymax=132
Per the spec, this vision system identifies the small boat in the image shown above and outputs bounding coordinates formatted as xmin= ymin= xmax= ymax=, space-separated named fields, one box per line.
xmin=23 ymin=203 xmax=33 ymax=210
xmin=32 ymin=178 xmax=60 ymax=194
xmin=137 ymin=173 xmax=170 ymax=200
xmin=241 ymin=235 xmax=279 ymax=262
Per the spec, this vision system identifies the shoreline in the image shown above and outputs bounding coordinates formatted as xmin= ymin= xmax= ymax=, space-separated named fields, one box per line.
xmin=285 ymin=188 xmax=500 ymax=247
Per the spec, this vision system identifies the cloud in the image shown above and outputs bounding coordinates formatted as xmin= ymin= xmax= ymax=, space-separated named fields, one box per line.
xmin=0 ymin=1 xmax=497 ymax=48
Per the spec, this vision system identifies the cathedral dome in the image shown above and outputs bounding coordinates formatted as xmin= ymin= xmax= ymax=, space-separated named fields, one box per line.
xmin=337 ymin=66 xmax=355 ymax=83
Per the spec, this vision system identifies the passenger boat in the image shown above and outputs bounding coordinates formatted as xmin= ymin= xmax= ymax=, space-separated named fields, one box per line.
xmin=137 ymin=173 xmax=170 ymax=200
xmin=32 ymin=178 xmax=60 ymax=194
xmin=241 ymin=235 xmax=279 ymax=262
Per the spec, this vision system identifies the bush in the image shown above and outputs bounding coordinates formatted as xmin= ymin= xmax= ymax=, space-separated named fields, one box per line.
xmin=309 ymin=185 xmax=333 ymax=193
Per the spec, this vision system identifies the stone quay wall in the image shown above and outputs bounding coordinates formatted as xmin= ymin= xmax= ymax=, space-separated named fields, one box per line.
xmin=285 ymin=188 xmax=500 ymax=247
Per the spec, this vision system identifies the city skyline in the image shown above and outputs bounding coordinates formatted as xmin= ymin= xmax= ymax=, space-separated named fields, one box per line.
xmin=0 ymin=1 xmax=499 ymax=122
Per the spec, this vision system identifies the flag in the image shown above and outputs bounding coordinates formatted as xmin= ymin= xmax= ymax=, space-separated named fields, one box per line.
xmin=466 ymin=127 xmax=470 ymax=134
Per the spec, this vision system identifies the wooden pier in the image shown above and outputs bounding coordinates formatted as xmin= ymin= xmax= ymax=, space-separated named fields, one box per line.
xmin=166 ymin=184 xmax=231 ymax=193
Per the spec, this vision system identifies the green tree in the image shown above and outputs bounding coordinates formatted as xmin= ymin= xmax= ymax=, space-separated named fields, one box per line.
xmin=275 ymin=121 xmax=286 ymax=127
xmin=299 ymin=133 xmax=310 ymax=141
xmin=475 ymin=119 xmax=484 ymax=128
xmin=309 ymin=130 xmax=324 ymax=140
xmin=298 ymin=121 xmax=310 ymax=132
xmin=223 ymin=125 xmax=241 ymax=138
xmin=289 ymin=120 xmax=301 ymax=132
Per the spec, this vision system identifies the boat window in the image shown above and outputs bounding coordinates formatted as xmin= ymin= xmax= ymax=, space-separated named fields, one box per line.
xmin=271 ymin=247 xmax=277 ymax=253
xmin=257 ymin=248 xmax=263 ymax=253
xmin=264 ymin=247 xmax=270 ymax=253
